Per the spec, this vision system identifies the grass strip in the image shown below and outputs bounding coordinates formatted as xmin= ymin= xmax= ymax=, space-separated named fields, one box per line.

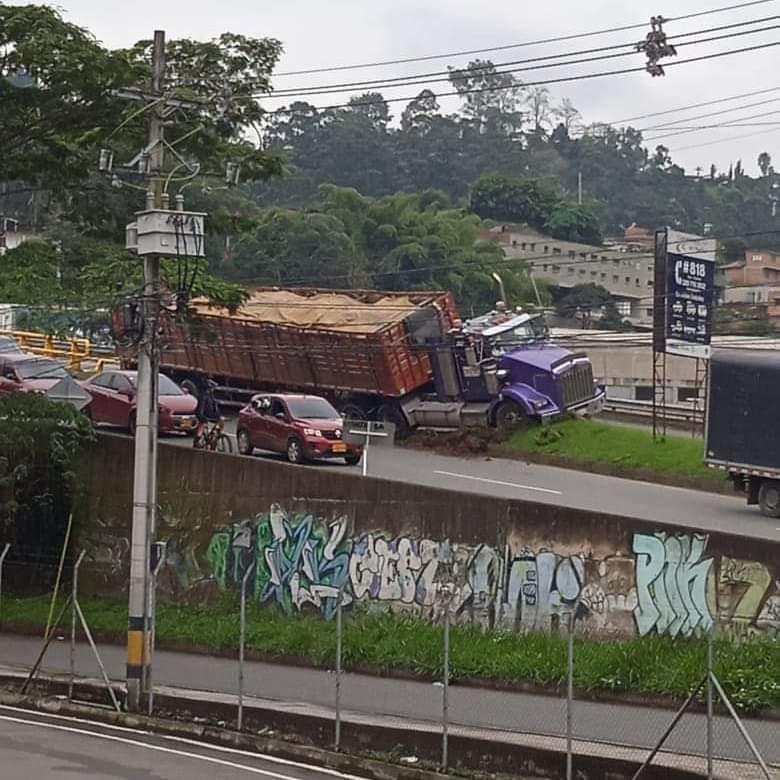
xmin=3 ymin=594 xmax=778 ymax=714
xmin=508 ymin=417 xmax=717 ymax=480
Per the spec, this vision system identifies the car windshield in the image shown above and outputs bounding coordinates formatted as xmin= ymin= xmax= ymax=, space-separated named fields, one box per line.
xmin=126 ymin=374 xmax=183 ymax=396
xmin=15 ymin=360 xmax=68 ymax=380
xmin=286 ymin=397 xmax=338 ymax=419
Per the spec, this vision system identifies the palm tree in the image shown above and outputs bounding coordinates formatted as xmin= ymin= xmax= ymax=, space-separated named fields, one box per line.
xmin=758 ymin=152 xmax=772 ymax=176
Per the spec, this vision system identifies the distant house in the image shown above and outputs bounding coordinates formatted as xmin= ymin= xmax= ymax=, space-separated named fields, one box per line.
xmin=0 ymin=218 xmax=37 ymax=255
xmin=721 ymin=249 xmax=780 ymax=325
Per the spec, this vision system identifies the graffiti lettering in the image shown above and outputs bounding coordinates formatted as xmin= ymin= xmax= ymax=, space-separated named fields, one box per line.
xmin=633 ymin=532 xmax=713 ymax=637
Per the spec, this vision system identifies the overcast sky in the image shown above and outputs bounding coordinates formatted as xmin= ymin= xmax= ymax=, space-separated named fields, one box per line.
xmin=22 ymin=0 xmax=780 ymax=175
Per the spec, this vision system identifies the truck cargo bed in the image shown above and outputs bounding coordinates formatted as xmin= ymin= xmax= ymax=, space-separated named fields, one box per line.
xmin=706 ymin=349 xmax=780 ymax=473
xmin=158 ymin=288 xmax=459 ymax=399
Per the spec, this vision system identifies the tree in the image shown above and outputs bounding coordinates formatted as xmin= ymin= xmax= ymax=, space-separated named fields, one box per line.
xmin=555 ymin=284 xmax=613 ymax=328
xmin=758 ymin=152 xmax=772 ymax=176
xmin=553 ymin=98 xmax=582 ymax=133
xmin=448 ymin=60 xmax=525 ymax=126
xmin=544 ymin=203 xmax=602 ymax=244
xmin=525 ymin=87 xmax=552 ymax=134
xmin=0 ymin=394 xmax=94 ymax=558
xmin=469 ymin=173 xmax=559 ymax=228
xmin=400 ymin=90 xmax=440 ymax=134
xmin=0 ymin=5 xmax=132 ymax=190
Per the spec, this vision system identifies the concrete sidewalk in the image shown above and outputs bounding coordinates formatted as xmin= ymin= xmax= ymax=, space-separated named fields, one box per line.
xmin=0 ymin=633 xmax=776 ymax=768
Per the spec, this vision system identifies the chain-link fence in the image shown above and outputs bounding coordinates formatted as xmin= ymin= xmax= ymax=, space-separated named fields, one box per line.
xmin=0 ymin=552 xmax=776 ymax=780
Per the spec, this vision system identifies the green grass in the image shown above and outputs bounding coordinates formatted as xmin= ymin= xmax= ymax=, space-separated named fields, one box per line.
xmin=508 ymin=417 xmax=717 ymax=480
xmin=4 ymin=595 xmax=778 ymax=714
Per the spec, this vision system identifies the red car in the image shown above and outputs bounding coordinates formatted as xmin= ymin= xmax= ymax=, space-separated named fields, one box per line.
xmin=82 ymin=370 xmax=198 ymax=434
xmin=237 ymin=394 xmax=362 ymax=465
xmin=0 ymin=353 xmax=70 ymax=394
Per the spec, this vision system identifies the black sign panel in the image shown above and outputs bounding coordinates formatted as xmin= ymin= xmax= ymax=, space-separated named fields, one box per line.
xmin=665 ymin=253 xmax=715 ymax=353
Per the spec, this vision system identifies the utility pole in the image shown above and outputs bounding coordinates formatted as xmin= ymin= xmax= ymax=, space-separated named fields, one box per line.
xmin=577 ymin=170 xmax=582 ymax=205
xmin=126 ymin=29 xmax=165 ymax=711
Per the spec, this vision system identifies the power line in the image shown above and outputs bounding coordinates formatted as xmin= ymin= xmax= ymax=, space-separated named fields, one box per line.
xmin=272 ymin=0 xmax=776 ymax=77
xmin=263 ymin=41 xmax=780 ymax=115
xmin=671 ymin=126 xmax=780 ymax=150
xmin=606 ymin=84 xmax=780 ymax=124
xmin=646 ymin=105 xmax=780 ymax=140
xmin=270 ymin=17 xmax=780 ymax=98
xmin=638 ymin=95 xmax=780 ymax=131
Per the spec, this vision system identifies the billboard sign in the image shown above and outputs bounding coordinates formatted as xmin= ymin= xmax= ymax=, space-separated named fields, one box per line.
xmin=665 ymin=253 xmax=716 ymax=359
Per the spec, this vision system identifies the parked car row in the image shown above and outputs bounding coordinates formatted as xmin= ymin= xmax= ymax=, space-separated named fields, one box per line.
xmin=0 ymin=346 xmax=362 ymax=466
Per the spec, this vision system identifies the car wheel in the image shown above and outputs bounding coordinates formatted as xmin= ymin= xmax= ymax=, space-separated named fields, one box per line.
xmin=237 ymin=428 xmax=254 ymax=456
xmin=286 ymin=437 xmax=304 ymax=464
xmin=344 ymin=453 xmax=361 ymax=466
xmin=128 ymin=411 xmax=137 ymax=437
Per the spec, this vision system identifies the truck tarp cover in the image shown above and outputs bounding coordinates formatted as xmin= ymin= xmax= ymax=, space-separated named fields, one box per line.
xmin=192 ymin=290 xmax=420 ymax=334
xmin=707 ymin=349 xmax=780 ymax=470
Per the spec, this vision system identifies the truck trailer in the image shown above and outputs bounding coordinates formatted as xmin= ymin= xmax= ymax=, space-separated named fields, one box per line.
xmin=118 ymin=287 xmax=604 ymax=432
xmin=706 ymin=348 xmax=780 ymax=517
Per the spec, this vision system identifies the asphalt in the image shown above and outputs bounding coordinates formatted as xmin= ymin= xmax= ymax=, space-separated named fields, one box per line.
xmin=154 ymin=420 xmax=780 ymax=542
xmin=0 ymin=634 xmax=777 ymax=767
xmin=0 ymin=703 xmax=360 ymax=779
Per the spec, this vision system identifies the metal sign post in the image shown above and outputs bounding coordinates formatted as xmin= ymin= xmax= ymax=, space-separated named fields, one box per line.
xmin=346 ymin=420 xmax=394 ymax=477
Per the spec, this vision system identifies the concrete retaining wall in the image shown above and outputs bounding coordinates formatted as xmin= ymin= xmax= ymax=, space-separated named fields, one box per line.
xmin=79 ymin=434 xmax=780 ymax=640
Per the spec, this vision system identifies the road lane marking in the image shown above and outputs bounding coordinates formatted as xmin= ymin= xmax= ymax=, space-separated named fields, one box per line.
xmin=0 ymin=704 xmax=370 ymax=780
xmin=0 ymin=712 xmax=368 ymax=780
xmin=433 ymin=470 xmax=562 ymax=495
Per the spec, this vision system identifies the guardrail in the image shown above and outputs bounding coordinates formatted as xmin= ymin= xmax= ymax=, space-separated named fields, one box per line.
xmin=1 ymin=329 xmax=119 ymax=373
xmin=603 ymin=397 xmax=703 ymax=424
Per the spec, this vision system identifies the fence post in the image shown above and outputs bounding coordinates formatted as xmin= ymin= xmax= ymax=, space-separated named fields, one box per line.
xmin=0 ymin=542 xmax=10 ymax=629
xmin=237 ymin=563 xmax=255 ymax=731
xmin=706 ymin=627 xmax=714 ymax=780
xmin=566 ymin=613 xmax=575 ymax=780
xmin=335 ymin=585 xmax=344 ymax=751
xmin=69 ymin=549 xmax=86 ymax=701
xmin=441 ymin=584 xmax=453 ymax=772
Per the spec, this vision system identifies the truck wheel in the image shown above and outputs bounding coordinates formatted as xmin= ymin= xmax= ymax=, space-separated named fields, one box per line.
xmin=286 ymin=437 xmax=304 ymax=465
xmin=758 ymin=480 xmax=780 ymax=518
xmin=339 ymin=403 xmax=367 ymax=422
xmin=494 ymin=400 xmax=526 ymax=431
xmin=237 ymin=428 xmax=254 ymax=456
xmin=375 ymin=403 xmax=409 ymax=439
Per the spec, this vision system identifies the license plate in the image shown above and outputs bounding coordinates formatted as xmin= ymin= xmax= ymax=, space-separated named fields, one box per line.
xmin=332 ymin=443 xmax=347 ymax=453
xmin=180 ymin=418 xmax=195 ymax=430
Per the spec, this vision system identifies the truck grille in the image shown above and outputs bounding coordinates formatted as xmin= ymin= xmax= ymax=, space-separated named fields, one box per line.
xmin=559 ymin=362 xmax=594 ymax=408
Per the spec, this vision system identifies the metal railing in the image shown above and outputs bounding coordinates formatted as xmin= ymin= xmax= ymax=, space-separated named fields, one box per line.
xmin=1 ymin=329 xmax=119 ymax=373
xmin=603 ymin=397 xmax=702 ymax=424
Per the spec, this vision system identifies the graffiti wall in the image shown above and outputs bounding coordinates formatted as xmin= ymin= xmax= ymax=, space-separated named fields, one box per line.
xmin=196 ymin=507 xmax=779 ymax=639
xmin=76 ymin=435 xmax=780 ymax=642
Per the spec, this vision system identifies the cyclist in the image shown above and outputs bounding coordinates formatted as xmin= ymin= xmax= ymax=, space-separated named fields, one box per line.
xmin=194 ymin=379 xmax=221 ymax=444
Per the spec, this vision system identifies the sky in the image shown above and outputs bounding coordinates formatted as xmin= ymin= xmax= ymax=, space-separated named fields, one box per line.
xmin=18 ymin=0 xmax=780 ymax=175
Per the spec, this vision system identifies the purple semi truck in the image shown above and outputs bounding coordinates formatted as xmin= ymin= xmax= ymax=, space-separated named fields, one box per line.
xmin=403 ymin=306 xmax=606 ymax=431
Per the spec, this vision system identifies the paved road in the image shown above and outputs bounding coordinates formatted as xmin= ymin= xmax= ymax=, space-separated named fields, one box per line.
xmin=156 ymin=421 xmax=780 ymax=542
xmin=0 ymin=634 xmax=777 ymax=766
xmin=0 ymin=702 xmax=360 ymax=779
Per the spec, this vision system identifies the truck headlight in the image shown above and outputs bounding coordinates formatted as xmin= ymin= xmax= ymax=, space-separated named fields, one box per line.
xmin=532 ymin=399 xmax=549 ymax=409
xmin=496 ymin=368 xmax=510 ymax=382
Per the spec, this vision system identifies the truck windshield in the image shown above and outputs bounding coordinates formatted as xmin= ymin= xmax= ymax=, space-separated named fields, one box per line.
xmin=489 ymin=316 xmax=547 ymax=349
xmin=287 ymin=397 xmax=338 ymax=419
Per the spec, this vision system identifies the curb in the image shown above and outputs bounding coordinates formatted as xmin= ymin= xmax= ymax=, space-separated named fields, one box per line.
xmin=0 ymin=672 xmax=762 ymax=780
